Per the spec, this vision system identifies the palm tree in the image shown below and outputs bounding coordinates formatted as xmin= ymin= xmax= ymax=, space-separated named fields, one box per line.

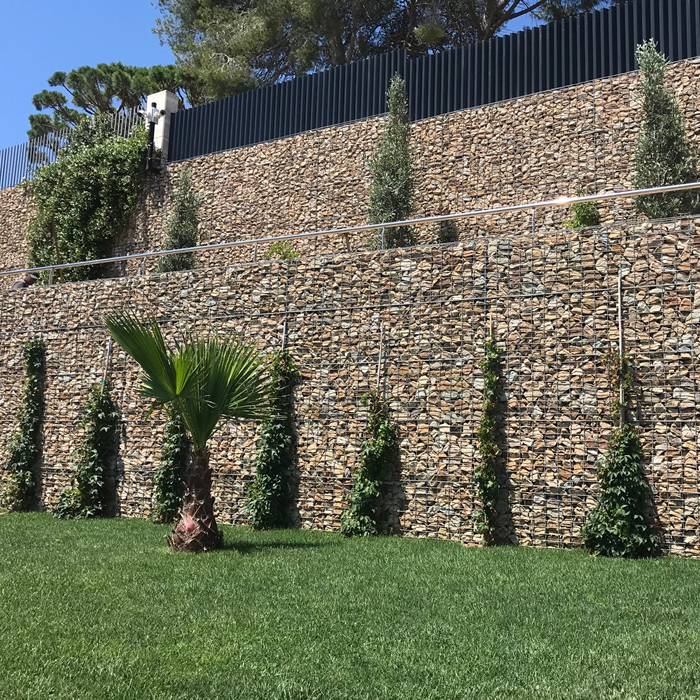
xmin=106 ymin=313 xmax=271 ymax=552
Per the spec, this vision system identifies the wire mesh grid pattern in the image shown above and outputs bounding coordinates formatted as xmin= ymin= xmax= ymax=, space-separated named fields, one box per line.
xmin=1 ymin=214 xmax=698 ymax=554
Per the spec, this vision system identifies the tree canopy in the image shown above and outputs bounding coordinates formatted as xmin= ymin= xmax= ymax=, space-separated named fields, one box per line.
xmin=156 ymin=0 xmax=610 ymax=101
xmin=28 ymin=63 xmax=199 ymax=139
xmin=30 ymin=0 xmax=613 ymax=134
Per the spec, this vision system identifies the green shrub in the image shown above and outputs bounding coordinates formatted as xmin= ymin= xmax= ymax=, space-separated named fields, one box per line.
xmin=55 ymin=382 xmax=119 ymax=519
xmin=1 ymin=340 xmax=46 ymax=512
xmin=158 ymin=170 xmax=200 ymax=273
xmin=28 ymin=116 xmax=148 ymax=282
xmin=582 ymin=424 xmax=661 ymax=558
xmin=152 ymin=407 xmax=190 ymax=523
xmin=340 ymin=391 xmax=398 ymax=537
xmin=264 ymin=241 xmax=299 ymax=261
xmin=246 ymin=351 xmax=299 ymax=529
xmin=474 ymin=337 xmax=502 ymax=543
xmin=582 ymin=354 xmax=660 ymax=558
xmin=369 ymin=75 xmax=415 ymax=249
xmin=633 ymin=40 xmax=699 ymax=219
xmin=565 ymin=199 xmax=601 ymax=229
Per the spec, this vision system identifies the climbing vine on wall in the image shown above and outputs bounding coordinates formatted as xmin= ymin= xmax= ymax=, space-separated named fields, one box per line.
xmin=340 ymin=391 xmax=399 ymax=537
xmin=474 ymin=336 xmax=502 ymax=544
xmin=582 ymin=353 xmax=661 ymax=558
xmin=55 ymin=382 xmax=120 ymax=519
xmin=1 ymin=340 xmax=46 ymax=512
xmin=152 ymin=407 xmax=190 ymax=523
xmin=245 ymin=350 xmax=299 ymax=529
xmin=28 ymin=116 xmax=148 ymax=282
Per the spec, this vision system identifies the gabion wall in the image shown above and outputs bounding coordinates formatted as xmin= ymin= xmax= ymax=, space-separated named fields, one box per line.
xmin=1 ymin=216 xmax=698 ymax=555
xmin=2 ymin=59 xmax=700 ymax=286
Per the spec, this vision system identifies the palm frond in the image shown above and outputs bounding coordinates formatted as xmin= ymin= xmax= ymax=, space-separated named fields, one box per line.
xmin=219 ymin=342 xmax=272 ymax=420
xmin=175 ymin=339 xmax=271 ymax=449
xmin=106 ymin=313 xmax=271 ymax=452
xmin=105 ymin=312 xmax=179 ymax=404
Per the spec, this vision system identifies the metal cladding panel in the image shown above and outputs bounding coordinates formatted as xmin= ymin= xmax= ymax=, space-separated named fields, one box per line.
xmin=1 ymin=0 xmax=697 ymax=186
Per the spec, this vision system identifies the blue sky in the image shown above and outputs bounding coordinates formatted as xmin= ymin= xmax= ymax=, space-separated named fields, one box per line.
xmin=0 ymin=0 xmax=173 ymax=147
xmin=0 ymin=1 xmax=539 ymax=149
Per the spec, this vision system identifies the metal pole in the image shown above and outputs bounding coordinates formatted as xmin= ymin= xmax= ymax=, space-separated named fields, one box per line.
xmin=617 ymin=269 xmax=625 ymax=428
xmin=376 ymin=323 xmax=384 ymax=390
xmin=281 ymin=314 xmax=288 ymax=351
xmin=102 ymin=338 xmax=114 ymax=385
xmin=3 ymin=181 xmax=700 ymax=278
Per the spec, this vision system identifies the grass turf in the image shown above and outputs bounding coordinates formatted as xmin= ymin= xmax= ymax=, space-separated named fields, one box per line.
xmin=0 ymin=514 xmax=699 ymax=699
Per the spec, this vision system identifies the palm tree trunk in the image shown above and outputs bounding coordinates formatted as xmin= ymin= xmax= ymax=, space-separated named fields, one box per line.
xmin=169 ymin=447 xmax=222 ymax=552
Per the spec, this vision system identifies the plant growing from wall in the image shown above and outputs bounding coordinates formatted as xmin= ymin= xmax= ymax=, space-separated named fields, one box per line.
xmin=264 ymin=241 xmax=299 ymax=261
xmin=474 ymin=335 xmax=502 ymax=543
xmin=340 ymin=391 xmax=398 ymax=537
xmin=633 ymin=40 xmax=699 ymax=219
xmin=369 ymin=75 xmax=415 ymax=249
xmin=55 ymin=382 xmax=120 ymax=519
xmin=106 ymin=313 xmax=270 ymax=551
xmin=28 ymin=115 xmax=148 ymax=282
xmin=152 ymin=407 xmax=190 ymax=523
xmin=0 ymin=340 xmax=46 ymax=512
xmin=582 ymin=353 xmax=661 ymax=558
xmin=565 ymin=198 xmax=601 ymax=229
xmin=245 ymin=350 xmax=299 ymax=529
xmin=157 ymin=170 xmax=201 ymax=273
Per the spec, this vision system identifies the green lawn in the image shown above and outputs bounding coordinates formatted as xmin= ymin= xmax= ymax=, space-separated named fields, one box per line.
xmin=1 ymin=515 xmax=699 ymax=699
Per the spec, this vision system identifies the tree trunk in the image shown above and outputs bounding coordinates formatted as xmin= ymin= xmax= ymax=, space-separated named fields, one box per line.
xmin=169 ymin=447 xmax=222 ymax=552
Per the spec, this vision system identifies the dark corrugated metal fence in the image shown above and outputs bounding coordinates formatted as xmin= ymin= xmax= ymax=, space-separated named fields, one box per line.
xmin=162 ymin=0 xmax=700 ymax=162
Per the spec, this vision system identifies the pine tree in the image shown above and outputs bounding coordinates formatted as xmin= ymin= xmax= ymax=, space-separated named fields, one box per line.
xmin=633 ymin=40 xmax=699 ymax=219
xmin=369 ymin=75 xmax=414 ymax=248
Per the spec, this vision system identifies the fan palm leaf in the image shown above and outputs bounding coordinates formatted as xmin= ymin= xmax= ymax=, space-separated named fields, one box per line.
xmin=105 ymin=313 xmax=271 ymax=450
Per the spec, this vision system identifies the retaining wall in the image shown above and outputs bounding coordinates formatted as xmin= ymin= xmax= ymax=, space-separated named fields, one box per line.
xmin=1 ymin=59 xmax=700 ymax=279
xmin=1 ymin=216 xmax=699 ymax=555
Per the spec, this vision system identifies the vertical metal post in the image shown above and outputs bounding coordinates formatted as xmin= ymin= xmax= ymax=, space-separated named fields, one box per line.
xmin=617 ymin=269 xmax=625 ymax=428
xmin=102 ymin=338 xmax=114 ymax=385
xmin=281 ymin=314 xmax=289 ymax=351
xmin=376 ymin=323 xmax=384 ymax=390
